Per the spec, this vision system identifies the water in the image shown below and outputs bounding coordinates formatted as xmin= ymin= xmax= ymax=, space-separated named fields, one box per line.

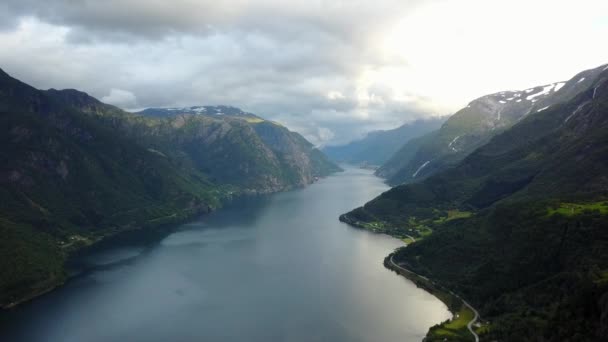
xmin=1 ymin=167 xmax=450 ymax=342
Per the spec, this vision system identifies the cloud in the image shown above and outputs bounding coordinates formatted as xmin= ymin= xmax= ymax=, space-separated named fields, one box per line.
xmin=0 ymin=0 xmax=416 ymax=44
xmin=0 ymin=0 xmax=607 ymax=146
xmin=102 ymin=88 xmax=137 ymax=108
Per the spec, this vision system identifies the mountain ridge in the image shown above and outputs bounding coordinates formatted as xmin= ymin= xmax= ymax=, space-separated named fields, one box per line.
xmin=340 ymin=63 xmax=608 ymax=341
xmin=377 ymin=64 xmax=608 ymax=185
xmin=322 ymin=117 xmax=446 ymax=166
xmin=0 ymin=68 xmax=339 ymax=308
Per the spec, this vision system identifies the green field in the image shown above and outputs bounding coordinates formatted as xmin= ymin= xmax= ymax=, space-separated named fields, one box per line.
xmin=427 ymin=304 xmax=476 ymax=341
xmin=401 ymin=236 xmax=415 ymax=244
xmin=434 ymin=210 xmax=473 ymax=224
xmin=548 ymin=201 xmax=608 ymax=217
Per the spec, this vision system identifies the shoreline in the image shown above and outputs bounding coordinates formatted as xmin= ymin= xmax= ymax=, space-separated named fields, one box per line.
xmin=340 ymin=213 xmax=482 ymax=340
xmin=384 ymin=253 xmax=480 ymax=342
xmin=2 ymin=279 xmax=65 ymax=310
xmin=1 ymin=206 xmax=210 ymax=311
xmin=1 ymin=177 xmax=333 ymax=311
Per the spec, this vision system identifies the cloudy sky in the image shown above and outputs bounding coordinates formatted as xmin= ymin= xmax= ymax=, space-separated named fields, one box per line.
xmin=1 ymin=0 xmax=607 ymax=145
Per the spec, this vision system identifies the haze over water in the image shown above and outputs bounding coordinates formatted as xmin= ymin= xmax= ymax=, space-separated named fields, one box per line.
xmin=1 ymin=167 xmax=450 ymax=342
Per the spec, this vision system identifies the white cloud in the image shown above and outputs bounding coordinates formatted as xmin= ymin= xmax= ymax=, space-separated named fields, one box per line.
xmin=376 ymin=0 xmax=608 ymax=111
xmin=315 ymin=127 xmax=336 ymax=146
xmin=0 ymin=0 xmax=606 ymax=146
xmin=101 ymin=88 xmax=137 ymax=108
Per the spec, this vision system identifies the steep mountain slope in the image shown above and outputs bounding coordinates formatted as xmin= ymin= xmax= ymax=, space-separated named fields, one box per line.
xmin=0 ymin=69 xmax=339 ymax=308
xmin=381 ymin=64 xmax=608 ymax=185
xmin=322 ymin=118 xmax=445 ymax=166
xmin=135 ymin=107 xmax=341 ymax=191
xmin=374 ymin=130 xmax=438 ymax=179
xmin=0 ymin=70 xmax=224 ymax=307
xmin=341 ymin=64 xmax=608 ymax=340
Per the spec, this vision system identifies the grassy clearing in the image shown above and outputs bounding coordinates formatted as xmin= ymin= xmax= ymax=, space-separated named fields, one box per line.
xmin=359 ymin=220 xmax=389 ymax=232
xmin=387 ymin=255 xmax=479 ymax=341
xmin=355 ymin=216 xmax=437 ymax=243
xmin=401 ymin=236 xmax=415 ymax=244
xmin=356 ymin=209 xmax=476 ymax=248
xmin=427 ymin=304 xmax=476 ymax=341
xmin=418 ymin=226 xmax=433 ymax=237
xmin=547 ymin=201 xmax=608 ymax=217
xmin=443 ymin=305 xmax=474 ymax=330
xmin=434 ymin=209 xmax=473 ymax=224
xmin=593 ymin=269 xmax=608 ymax=285
xmin=474 ymin=323 xmax=491 ymax=335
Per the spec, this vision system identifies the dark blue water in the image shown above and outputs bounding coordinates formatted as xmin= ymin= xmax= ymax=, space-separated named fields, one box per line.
xmin=1 ymin=167 xmax=449 ymax=341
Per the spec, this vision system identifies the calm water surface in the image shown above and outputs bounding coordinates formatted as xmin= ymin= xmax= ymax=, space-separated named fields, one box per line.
xmin=1 ymin=167 xmax=450 ymax=342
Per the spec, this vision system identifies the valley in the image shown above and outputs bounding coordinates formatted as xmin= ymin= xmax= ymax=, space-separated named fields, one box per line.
xmin=340 ymin=63 xmax=608 ymax=341
xmin=1 ymin=4 xmax=607 ymax=338
xmin=0 ymin=168 xmax=451 ymax=342
xmin=0 ymin=69 xmax=340 ymax=308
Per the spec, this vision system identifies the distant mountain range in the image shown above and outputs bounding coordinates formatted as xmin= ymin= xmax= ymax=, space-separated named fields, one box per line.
xmin=138 ymin=105 xmax=262 ymax=120
xmin=322 ymin=118 xmax=446 ymax=166
xmin=0 ymin=69 xmax=340 ymax=308
xmin=341 ymin=63 xmax=608 ymax=340
xmin=377 ymin=66 xmax=605 ymax=185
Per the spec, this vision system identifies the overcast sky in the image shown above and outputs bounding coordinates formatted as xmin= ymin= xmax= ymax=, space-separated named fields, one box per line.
xmin=1 ymin=0 xmax=607 ymax=145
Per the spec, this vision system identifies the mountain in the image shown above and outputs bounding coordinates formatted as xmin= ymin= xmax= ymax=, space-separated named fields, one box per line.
xmin=374 ymin=130 xmax=438 ymax=179
xmin=322 ymin=118 xmax=445 ymax=166
xmin=131 ymin=107 xmax=341 ymax=191
xmin=0 ymin=69 xmax=339 ymax=308
xmin=138 ymin=105 xmax=262 ymax=120
xmin=340 ymin=63 xmax=608 ymax=340
xmin=378 ymin=65 xmax=607 ymax=185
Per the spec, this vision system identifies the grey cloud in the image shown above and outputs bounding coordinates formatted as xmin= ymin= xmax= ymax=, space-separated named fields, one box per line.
xmin=0 ymin=0 xmax=436 ymax=145
xmin=0 ymin=0 xmax=419 ymax=43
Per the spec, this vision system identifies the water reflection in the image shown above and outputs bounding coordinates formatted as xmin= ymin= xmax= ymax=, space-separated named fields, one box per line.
xmin=1 ymin=167 xmax=450 ymax=342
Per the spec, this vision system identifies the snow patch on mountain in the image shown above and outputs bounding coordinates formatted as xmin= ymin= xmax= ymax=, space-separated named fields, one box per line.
xmin=537 ymin=106 xmax=550 ymax=112
xmin=448 ymin=136 xmax=461 ymax=152
xmin=412 ymin=160 xmax=431 ymax=178
xmin=564 ymin=102 xmax=590 ymax=123
xmin=526 ymin=84 xmax=555 ymax=101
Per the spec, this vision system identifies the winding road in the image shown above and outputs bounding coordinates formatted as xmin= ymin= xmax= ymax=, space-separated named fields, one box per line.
xmin=389 ymin=255 xmax=479 ymax=342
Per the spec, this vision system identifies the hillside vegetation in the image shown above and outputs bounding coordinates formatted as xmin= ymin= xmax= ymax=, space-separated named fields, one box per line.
xmin=377 ymin=65 xmax=607 ymax=186
xmin=342 ymin=64 xmax=608 ymax=340
xmin=0 ymin=69 xmax=339 ymax=307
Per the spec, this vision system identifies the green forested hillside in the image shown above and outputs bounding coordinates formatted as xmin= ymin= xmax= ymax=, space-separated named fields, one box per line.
xmin=341 ymin=65 xmax=608 ymax=340
xmin=0 ymin=69 xmax=339 ymax=307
